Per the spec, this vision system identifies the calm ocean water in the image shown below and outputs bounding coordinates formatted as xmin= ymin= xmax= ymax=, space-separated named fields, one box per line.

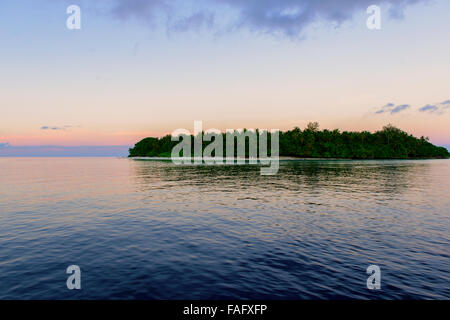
xmin=0 ymin=158 xmax=448 ymax=299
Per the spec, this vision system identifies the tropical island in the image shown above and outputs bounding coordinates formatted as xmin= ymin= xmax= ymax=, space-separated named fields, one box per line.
xmin=129 ymin=123 xmax=449 ymax=159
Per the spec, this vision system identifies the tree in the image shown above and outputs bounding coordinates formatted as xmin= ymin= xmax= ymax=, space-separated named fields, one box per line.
xmin=306 ymin=122 xmax=320 ymax=132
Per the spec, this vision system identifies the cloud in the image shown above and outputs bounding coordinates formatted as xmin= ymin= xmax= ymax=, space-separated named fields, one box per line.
xmin=108 ymin=0 xmax=427 ymax=37
xmin=375 ymin=99 xmax=450 ymax=116
xmin=391 ymin=104 xmax=410 ymax=114
xmin=375 ymin=103 xmax=410 ymax=115
xmin=419 ymin=104 xmax=439 ymax=113
xmin=111 ymin=0 xmax=169 ymax=23
xmin=375 ymin=103 xmax=394 ymax=114
xmin=41 ymin=126 xmax=64 ymax=131
xmin=0 ymin=142 xmax=11 ymax=148
xmin=170 ymin=11 xmax=215 ymax=32
xmin=40 ymin=125 xmax=80 ymax=131
xmin=418 ymin=100 xmax=450 ymax=115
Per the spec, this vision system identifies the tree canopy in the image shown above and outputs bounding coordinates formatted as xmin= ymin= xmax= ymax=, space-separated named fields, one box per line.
xmin=128 ymin=123 xmax=449 ymax=159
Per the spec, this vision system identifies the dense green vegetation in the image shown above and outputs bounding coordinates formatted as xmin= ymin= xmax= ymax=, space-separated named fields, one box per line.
xmin=128 ymin=123 xmax=449 ymax=159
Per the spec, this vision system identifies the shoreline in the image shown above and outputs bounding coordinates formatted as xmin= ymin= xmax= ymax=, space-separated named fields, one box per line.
xmin=129 ymin=156 xmax=449 ymax=161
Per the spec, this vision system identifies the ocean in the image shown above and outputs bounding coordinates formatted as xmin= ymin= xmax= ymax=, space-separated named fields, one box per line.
xmin=0 ymin=158 xmax=448 ymax=299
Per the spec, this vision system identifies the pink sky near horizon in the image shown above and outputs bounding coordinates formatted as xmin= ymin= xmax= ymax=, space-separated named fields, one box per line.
xmin=2 ymin=118 xmax=449 ymax=147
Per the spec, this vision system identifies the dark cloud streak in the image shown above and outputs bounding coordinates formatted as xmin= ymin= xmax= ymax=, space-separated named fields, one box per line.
xmin=375 ymin=103 xmax=410 ymax=115
xmin=419 ymin=104 xmax=439 ymax=113
xmin=376 ymin=99 xmax=450 ymax=116
xmin=418 ymin=100 xmax=450 ymax=114
xmin=391 ymin=104 xmax=410 ymax=114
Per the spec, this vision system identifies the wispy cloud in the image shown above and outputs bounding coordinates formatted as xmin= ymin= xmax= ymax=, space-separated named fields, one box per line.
xmin=108 ymin=0 xmax=427 ymax=37
xmin=170 ymin=11 xmax=215 ymax=32
xmin=40 ymin=125 xmax=80 ymax=131
xmin=418 ymin=100 xmax=450 ymax=115
xmin=0 ymin=142 xmax=11 ymax=148
xmin=419 ymin=104 xmax=439 ymax=113
xmin=375 ymin=103 xmax=394 ymax=114
xmin=375 ymin=103 xmax=410 ymax=115
xmin=391 ymin=104 xmax=410 ymax=114
xmin=375 ymin=99 xmax=450 ymax=116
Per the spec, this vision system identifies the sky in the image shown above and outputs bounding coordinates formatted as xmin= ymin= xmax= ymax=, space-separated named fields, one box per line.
xmin=1 ymin=0 xmax=449 ymax=155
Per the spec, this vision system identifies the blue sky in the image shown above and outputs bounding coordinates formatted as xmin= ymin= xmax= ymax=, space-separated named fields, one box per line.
xmin=1 ymin=0 xmax=449 ymax=155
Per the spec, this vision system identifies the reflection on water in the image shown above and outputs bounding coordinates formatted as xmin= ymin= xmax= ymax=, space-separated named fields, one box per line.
xmin=0 ymin=158 xmax=448 ymax=299
xmin=133 ymin=159 xmax=420 ymax=195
